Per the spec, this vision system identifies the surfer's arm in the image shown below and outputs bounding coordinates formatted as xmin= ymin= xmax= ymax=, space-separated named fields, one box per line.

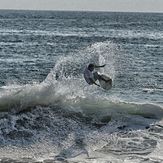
xmin=94 ymin=64 xmax=106 ymax=68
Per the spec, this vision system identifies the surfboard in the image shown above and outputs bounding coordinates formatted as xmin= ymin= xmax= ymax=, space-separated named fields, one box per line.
xmin=99 ymin=74 xmax=112 ymax=90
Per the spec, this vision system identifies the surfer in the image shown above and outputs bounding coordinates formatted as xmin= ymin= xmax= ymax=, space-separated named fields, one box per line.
xmin=84 ymin=63 xmax=111 ymax=87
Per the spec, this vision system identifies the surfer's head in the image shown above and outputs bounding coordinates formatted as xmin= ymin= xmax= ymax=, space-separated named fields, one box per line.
xmin=88 ymin=64 xmax=94 ymax=71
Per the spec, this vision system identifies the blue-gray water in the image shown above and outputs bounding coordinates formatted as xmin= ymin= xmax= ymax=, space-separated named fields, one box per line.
xmin=0 ymin=10 xmax=163 ymax=163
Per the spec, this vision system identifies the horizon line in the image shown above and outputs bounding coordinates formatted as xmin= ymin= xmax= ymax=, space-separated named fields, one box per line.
xmin=0 ymin=8 xmax=162 ymax=14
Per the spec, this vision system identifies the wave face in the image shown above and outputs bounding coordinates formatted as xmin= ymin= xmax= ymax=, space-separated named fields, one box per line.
xmin=0 ymin=10 xmax=162 ymax=162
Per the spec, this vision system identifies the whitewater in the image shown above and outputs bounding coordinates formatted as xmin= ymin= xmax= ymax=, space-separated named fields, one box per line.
xmin=0 ymin=10 xmax=162 ymax=163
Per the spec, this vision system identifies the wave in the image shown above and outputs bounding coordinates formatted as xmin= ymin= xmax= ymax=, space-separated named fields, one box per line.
xmin=0 ymin=41 xmax=162 ymax=120
xmin=0 ymin=41 xmax=114 ymax=110
xmin=0 ymin=81 xmax=163 ymax=120
xmin=0 ymin=86 xmax=162 ymax=162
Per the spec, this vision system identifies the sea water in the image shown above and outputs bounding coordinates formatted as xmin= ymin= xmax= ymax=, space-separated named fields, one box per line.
xmin=0 ymin=10 xmax=162 ymax=163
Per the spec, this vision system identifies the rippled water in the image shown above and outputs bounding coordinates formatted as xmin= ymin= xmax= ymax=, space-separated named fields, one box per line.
xmin=0 ymin=10 xmax=162 ymax=163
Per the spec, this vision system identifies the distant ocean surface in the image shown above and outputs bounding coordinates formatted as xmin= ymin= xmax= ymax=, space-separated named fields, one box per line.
xmin=0 ymin=10 xmax=162 ymax=163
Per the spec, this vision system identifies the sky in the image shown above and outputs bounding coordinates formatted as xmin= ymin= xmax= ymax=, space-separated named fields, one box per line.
xmin=0 ymin=0 xmax=163 ymax=13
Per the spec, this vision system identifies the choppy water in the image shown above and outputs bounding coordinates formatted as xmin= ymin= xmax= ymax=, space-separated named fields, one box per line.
xmin=0 ymin=10 xmax=163 ymax=163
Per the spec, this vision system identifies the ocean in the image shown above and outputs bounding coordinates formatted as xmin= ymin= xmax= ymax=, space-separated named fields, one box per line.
xmin=0 ymin=10 xmax=162 ymax=163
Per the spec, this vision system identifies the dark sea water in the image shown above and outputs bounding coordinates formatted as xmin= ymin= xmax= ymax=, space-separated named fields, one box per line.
xmin=0 ymin=10 xmax=163 ymax=163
